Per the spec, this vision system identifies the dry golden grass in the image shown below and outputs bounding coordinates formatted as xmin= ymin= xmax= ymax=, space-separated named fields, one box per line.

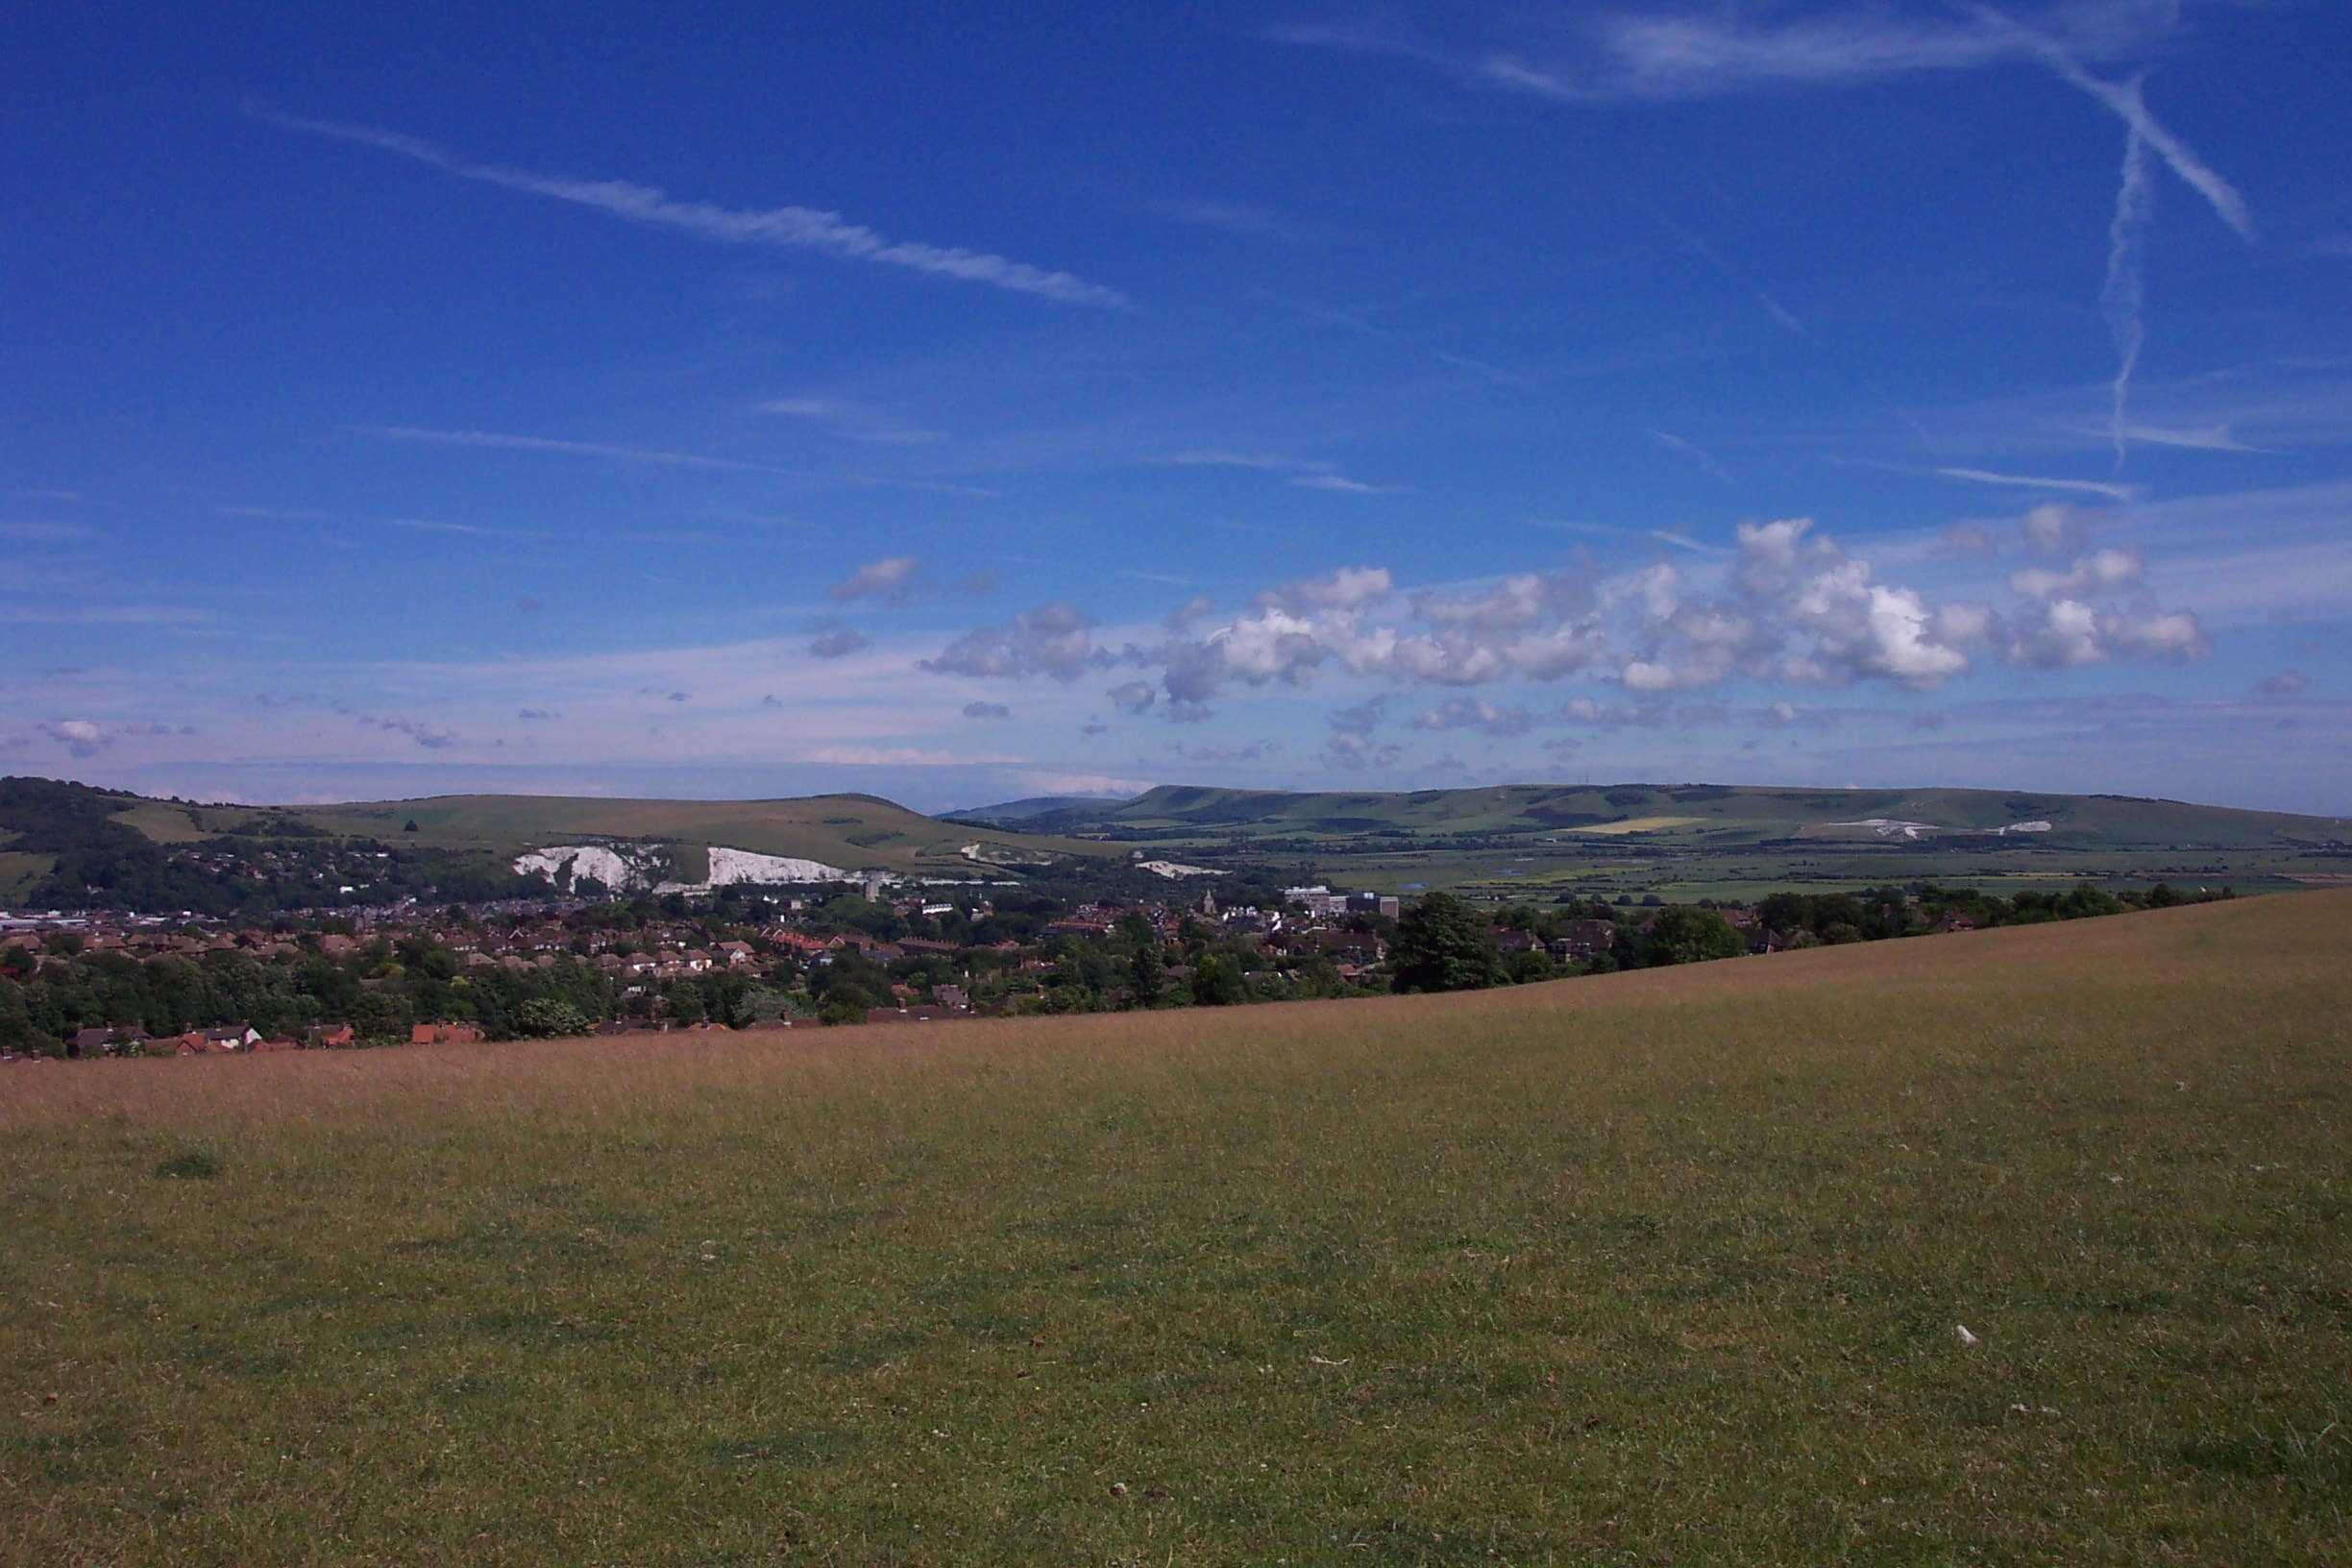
xmin=3 ymin=894 xmax=2347 ymax=1564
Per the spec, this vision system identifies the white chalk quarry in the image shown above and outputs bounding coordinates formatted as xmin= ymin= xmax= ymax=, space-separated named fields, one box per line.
xmin=514 ymin=843 xmax=850 ymax=894
xmin=512 ymin=845 xmax=643 ymax=890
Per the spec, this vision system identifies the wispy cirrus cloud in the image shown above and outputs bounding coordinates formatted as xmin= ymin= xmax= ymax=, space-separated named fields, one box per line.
xmin=212 ymin=504 xmax=329 ymax=521
xmin=1151 ymin=450 xmax=1409 ymax=496
xmin=1960 ymin=7 xmax=2255 ymax=242
xmin=758 ymin=396 xmax=943 ymax=446
xmin=1936 ymin=466 xmax=2141 ymax=501
xmin=1144 ymin=197 xmax=1308 ymax=243
xmin=387 ymin=517 xmax=548 ymax=539
xmin=0 ymin=603 xmax=214 ymax=626
xmin=249 ymin=106 xmax=1132 ymax=307
xmin=1269 ymin=4 xmax=2171 ymax=103
xmin=362 ymin=425 xmax=1001 ymax=497
xmin=1296 ymin=302 xmax=1531 ymax=386
xmin=1647 ymin=428 xmax=1727 ymax=479
xmin=369 ymin=424 xmax=796 ymax=474
xmin=1273 ymin=5 xmax=2252 ymax=241
xmin=0 ymin=521 xmax=93 ymax=542
xmin=2102 ymin=119 xmax=2155 ymax=465
xmin=1290 ymin=472 xmax=1413 ymax=496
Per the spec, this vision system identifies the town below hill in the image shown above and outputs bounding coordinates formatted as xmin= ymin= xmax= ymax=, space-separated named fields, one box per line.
xmin=3 ymin=862 xmax=2232 ymax=1061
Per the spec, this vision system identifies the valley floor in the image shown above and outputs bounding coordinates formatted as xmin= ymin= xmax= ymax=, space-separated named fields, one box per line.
xmin=3 ymin=894 xmax=2348 ymax=1564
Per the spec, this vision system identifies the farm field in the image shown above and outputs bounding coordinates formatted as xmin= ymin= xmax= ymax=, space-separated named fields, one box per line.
xmin=3 ymin=894 xmax=2348 ymax=1564
xmin=1021 ymin=781 xmax=2349 ymax=848
xmin=1239 ymin=841 xmax=2331 ymax=904
xmin=1006 ymin=782 xmax=2352 ymax=901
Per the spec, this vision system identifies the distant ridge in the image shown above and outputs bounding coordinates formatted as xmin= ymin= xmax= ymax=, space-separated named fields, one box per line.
xmin=0 ymin=776 xmax=1124 ymax=910
xmin=1002 ymin=780 xmax=2348 ymax=849
xmin=941 ymin=794 xmax=1134 ymax=826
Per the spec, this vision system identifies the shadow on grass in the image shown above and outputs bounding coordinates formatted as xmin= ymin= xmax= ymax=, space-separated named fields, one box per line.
xmin=2178 ymin=1424 xmax=2350 ymax=1493
xmin=153 ymin=1147 xmax=223 ymax=1180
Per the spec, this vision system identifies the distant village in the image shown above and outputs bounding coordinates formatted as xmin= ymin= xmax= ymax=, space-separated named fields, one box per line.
xmin=0 ymin=871 xmax=2224 ymax=1062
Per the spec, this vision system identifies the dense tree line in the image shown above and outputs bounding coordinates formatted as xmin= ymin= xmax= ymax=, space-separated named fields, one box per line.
xmin=1745 ymin=880 xmax=2218 ymax=945
xmin=0 ymin=870 xmax=2236 ymax=1057
xmin=0 ymin=937 xmax=631 ymax=1054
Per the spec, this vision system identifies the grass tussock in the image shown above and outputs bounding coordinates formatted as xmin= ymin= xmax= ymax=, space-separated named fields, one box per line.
xmin=2 ymin=893 xmax=2348 ymax=1565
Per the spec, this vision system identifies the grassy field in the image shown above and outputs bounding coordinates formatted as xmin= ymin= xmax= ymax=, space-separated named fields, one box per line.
xmin=35 ymin=776 xmax=2347 ymax=902
xmin=4 ymin=895 xmax=2348 ymax=1564
xmin=277 ymin=792 xmax=1117 ymax=875
xmin=1266 ymin=842 xmax=2329 ymax=903
xmin=1050 ymin=782 xmax=2350 ymax=848
xmin=0 ymin=850 xmax=55 ymax=906
xmin=1020 ymin=781 xmax=2351 ymax=900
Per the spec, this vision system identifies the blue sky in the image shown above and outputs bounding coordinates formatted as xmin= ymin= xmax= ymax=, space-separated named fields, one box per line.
xmin=6 ymin=1 xmax=2349 ymax=815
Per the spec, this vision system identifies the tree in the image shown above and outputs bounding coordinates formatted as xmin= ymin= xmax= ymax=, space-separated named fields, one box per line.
xmin=818 ymin=987 xmax=873 ymax=1026
xmin=513 ymin=997 xmax=593 ymax=1039
xmin=1642 ymin=906 xmax=1746 ymax=967
xmin=0 ymin=981 xmax=41 ymax=1054
xmin=1128 ymin=943 xmax=1164 ymax=1009
xmin=660 ymin=980 xmax=706 ymax=1025
xmin=1189 ymin=954 xmax=1245 ymax=1007
xmin=1503 ymin=948 xmax=1556 ymax=986
xmin=1755 ymin=892 xmax=1813 ymax=937
xmin=403 ymin=820 xmax=420 ymax=833
xmin=1390 ymin=893 xmax=1504 ymax=993
xmin=2060 ymin=882 xmax=2124 ymax=920
xmin=352 ymin=988 xmax=412 ymax=1043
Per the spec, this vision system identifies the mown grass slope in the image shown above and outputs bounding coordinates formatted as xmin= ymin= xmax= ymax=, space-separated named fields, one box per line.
xmin=3 ymin=894 xmax=2347 ymax=1564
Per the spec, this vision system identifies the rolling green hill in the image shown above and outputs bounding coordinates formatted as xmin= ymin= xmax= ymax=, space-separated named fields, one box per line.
xmin=1011 ymin=781 xmax=2352 ymax=902
xmin=0 ymin=778 xmax=1118 ymax=912
xmin=1033 ymin=781 xmax=2350 ymax=850
xmin=943 ymin=794 xmax=1134 ymax=825
xmin=9 ymin=773 xmax=2346 ymax=913
xmin=282 ymin=792 xmax=1117 ymax=875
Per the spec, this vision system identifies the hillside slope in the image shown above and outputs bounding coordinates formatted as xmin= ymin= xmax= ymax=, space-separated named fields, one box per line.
xmin=942 ymin=794 xmax=1132 ymax=825
xmin=5 ymin=893 xmax=2347 ymax=1562
xmin=1040 ymin=780 xmax=2348 ymax=848
xmin=285 ymin=792 xmax=1116 ymax=875
xmin=0 ymin=777 xmax=1117 ymax=909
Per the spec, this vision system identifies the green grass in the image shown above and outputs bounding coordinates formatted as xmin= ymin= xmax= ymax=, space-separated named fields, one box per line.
xmin=1038 ymin=781 xmax=2351 ymax=898
xmin=0 ymin=848 xmax=55 ymax=904
xmin=81 ymin=777 xmax=2351 ymax=897
xmin=1073 ymin=780 xmax=2348 ymax=848
xmin=110 ymin=799 xmax=220 ymax=844
xmin=3 ymin=894 xmax=2348 ymax=1563
xmin=275 ymin=791 xmax=1118 ymax=873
